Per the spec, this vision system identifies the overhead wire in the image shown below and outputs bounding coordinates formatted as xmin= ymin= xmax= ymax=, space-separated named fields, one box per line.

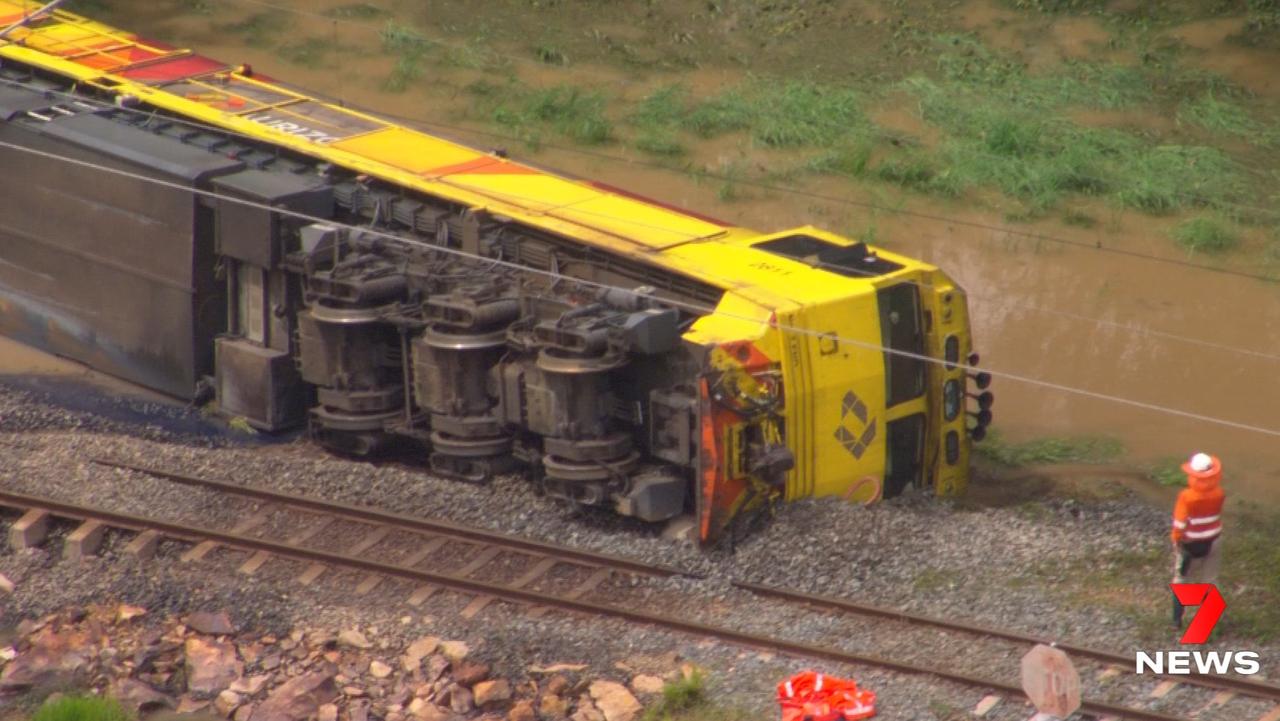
xmin=1 ymin=135 xmax=1277 ymax=438
xmin=1 ymin=74 xmax=1277 ymax=366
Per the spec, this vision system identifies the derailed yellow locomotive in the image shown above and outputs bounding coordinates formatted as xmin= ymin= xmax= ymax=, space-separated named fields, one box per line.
xmin=0 ymin=2 xmax=991 ymax=542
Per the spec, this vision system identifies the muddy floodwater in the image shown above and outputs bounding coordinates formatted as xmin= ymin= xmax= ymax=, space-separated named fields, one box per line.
xmin=9 ymin=0 xmax=1278 ymax=504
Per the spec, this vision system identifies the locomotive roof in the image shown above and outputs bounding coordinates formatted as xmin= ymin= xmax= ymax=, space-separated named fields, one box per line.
xmin=0 ymin=1 xmax=930 ymax=309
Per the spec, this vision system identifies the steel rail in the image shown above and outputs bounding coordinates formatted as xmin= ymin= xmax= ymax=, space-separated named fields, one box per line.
xmin=0 ymin=490 xmax=1191 ymax=721
xmin=94 ymin=458 xmax=1279 ymax=705
xmin=91 ymin=458 xmax=695 ymax=579
xmin=735 ymin=581 xmax=1280 ymax=702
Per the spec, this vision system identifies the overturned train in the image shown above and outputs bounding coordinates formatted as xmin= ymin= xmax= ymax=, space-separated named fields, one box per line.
xmin=0 ymin=4 xmax=991 ymax=542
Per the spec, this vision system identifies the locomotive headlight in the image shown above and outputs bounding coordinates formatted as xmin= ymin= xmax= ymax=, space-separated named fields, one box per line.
xmin=943 ymin=379 xmax=961 ymax=421
xmin=969 ymin=390 xmax=994 ymax=410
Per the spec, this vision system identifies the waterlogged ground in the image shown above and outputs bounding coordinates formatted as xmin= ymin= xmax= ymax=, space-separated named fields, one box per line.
xmin=42 ymin=0 xmax=1280 ymax=503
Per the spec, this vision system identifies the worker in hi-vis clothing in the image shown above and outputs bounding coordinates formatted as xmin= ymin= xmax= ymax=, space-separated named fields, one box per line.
xmin=1170 ymin=452 xmax=1225 ymax=629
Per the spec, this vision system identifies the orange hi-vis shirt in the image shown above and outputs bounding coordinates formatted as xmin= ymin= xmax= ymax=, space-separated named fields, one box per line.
xmin=1171 ymin=458 xmax=1224 ymax=544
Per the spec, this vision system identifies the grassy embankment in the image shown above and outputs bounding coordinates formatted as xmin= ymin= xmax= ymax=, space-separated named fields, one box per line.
xmin=325 ymin=6 xmax=1280 ymax=261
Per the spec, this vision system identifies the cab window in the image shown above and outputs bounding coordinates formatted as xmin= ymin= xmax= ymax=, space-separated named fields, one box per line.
xmin=877 ymin=284 xmax=925 ymax=405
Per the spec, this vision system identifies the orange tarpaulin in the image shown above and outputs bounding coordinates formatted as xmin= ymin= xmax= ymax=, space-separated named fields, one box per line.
xmin=777 ymin=671 xmax=876 ymax=721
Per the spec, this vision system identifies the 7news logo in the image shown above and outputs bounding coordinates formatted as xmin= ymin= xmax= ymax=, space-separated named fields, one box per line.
xmin=1135 ymin=584 xmax=1261 ymax=675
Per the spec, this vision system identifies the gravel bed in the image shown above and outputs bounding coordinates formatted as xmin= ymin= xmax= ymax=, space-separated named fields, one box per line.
xmin=2 ymin=377 xmax=1278 ymax=721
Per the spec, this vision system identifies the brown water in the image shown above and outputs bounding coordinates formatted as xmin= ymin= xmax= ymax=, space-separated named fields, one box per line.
xmin=10 ymin=0 xmax=1277 ymax=502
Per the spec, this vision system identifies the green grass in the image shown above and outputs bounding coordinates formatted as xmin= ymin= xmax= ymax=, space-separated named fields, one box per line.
xmin=905 ymin=76 xmax=1247 ymax=214
xmin=715 ymin=161 xmax=748 ymax=202
xmin=913 ymin=568 xmax=960 ymax=592
xmin=379 ymin=21 xmax=434 ymax=93
xmin=1233 ymin=0 xmax=1280 ymax=46
xmin=1219 ymin=508 xmax=1280 ymax=641
xmin=325 ymin=3 xmax=388 ymax=19
xmin=379 ymin=20 xmax=434 ymax=56
xmin=444 ymin=40 xmax=511 ymax=72
xmin=630 ymin=85 xmax=691 ymax=155
xmin=634 ymin=129 xmax=686 ymax=156
xmin=684 ymin=81 xmax=869 ymax=148
xmin=1172 ymin=215 xmax=1239 ymax=254
xmin=1062 ymin=208 xmax=1098 ymax=227
xmin=1003 ymin=0 xmax=1109 ymax=13
xmin=805 ymin=142 xmax=874 ymax=179
xmin=454 ymin=33 xmax=1267 ymax=229
xmin=935 ymin=35 xmax=1150 ymax=110
xmin=976 ymin=431 xmax=1124 ymax=465
xmin=534 ymin=43 xmax=569 ymax=66
xmin=1178 ymin=92 xmax=1264 ymax=138
xmin=62 ymin=0 xmax=112 ymax=14
xmin=277 ymin=38 xmax=331 ymax=66
xmin=1144 ymin=457 xmax=1185 ymax=487
xmin=632 ymin=84 xmax=689 ymax=128
xmin=865 ymin=37 xmax=1255 ymax=217
xmin=491 ymin=85 xmax=613 ymax=146
xmin=627 ymin=80 xmax=869 ymax=149
xmin=221 ymin=11 xmax=288 ymax=48
xmin=227 ymin=417 xmax=258 ymax=435
xmin=642 ymin=670 xmax=705 ymax=720
xmin=33 ymin=696 xmax=130 ymax=721
xmin=639 ymin=669 xmax=752 ymax=721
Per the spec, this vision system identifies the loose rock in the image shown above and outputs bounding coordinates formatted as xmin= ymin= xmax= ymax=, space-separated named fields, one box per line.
xmin=249 ymin=670 xmax=337 ymax=721
xmin=452 ymin=661 xmax=489 ymax=686
xmin=176 ymin=696 xmax=211 ymax=714
xmin=588 ymin=681 xmax=641 ymax=721
xmin=115 ymin=605 xmax=147 ymax=623
xmin=230 ymin=675 xmax=269 ymax=697
xmin=185 ymin=637 xmax=243 ymax=696
xmin=369 ymin=660 xmax=393 ymax=679
xmin=422 ymin=655 xmax=450 ymax=684
xmin=405 ymin=637 xmax=439 ymax=664
xmin=215 ymin=689 xmax=244 ymax=717
xmin=338 ymin=630 xmax=372 ymax=650
xmin=472 ymin=679 xmax=511 ymax=706
xmin=110 ymin=678 xmax=174 ymax=714
xmin=0 ymin=573 xmax=14 ymax=594
xmin=410 ymin=703 xmax=453 ymax=721
xmin=544 ymin=676 xmax=570 ymax=697
xmin=446 ymin=684 xmax=474 ymax=714
xmin=188 ymin=612 xmax=236 ymax=636
xmin=438 ymin=641 xmax=468 ymax=663
xmin=507 ymin=699 xmax=536 ymax=721
xmin=0 ymin=626 xmax=92 ymax=691
xmin=629 ymin=675 xmax=664 ymax=696
xmin=539 ymin=695 xmax=568 ymax=720
xmin=570 ymin=697 xmax=604 ymax=721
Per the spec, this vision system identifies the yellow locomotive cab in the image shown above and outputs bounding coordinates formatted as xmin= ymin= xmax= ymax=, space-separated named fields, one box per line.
xmin=0 ymin=0 xmax=989 ymax=543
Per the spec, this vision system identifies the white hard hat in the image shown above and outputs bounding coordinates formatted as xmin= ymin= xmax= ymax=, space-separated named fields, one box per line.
xmin=1188 ymin=452 xmax=1214 ymax=473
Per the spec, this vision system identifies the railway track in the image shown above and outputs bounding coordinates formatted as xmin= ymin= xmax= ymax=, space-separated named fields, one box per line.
xmin=4 ymin=464 xmax=1279 ymax=721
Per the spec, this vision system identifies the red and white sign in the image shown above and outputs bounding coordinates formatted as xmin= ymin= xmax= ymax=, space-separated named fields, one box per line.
xmin=1020 ymin=644 xmax=1081 ymax=718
